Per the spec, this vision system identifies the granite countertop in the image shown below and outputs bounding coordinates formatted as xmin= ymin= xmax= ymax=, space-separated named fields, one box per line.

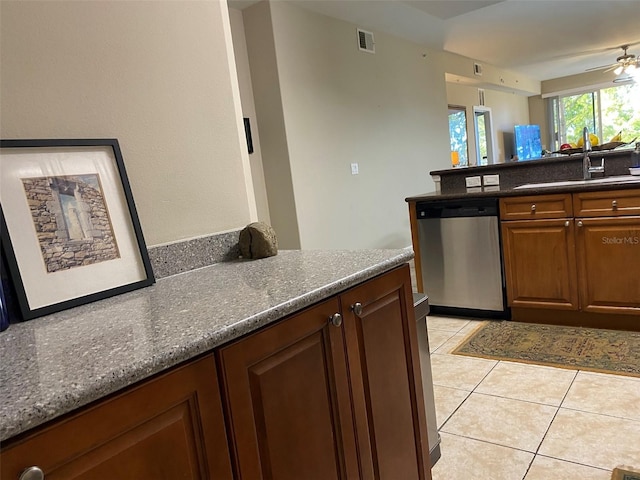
xmin=405 ymin=177 xmax=640 ymax=203
xmin=0 ymin=248 xmax=413 ymax=442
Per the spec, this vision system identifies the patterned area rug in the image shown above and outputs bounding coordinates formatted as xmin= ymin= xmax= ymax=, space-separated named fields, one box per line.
xmin=453 ymin=321 xmax=640 ymax=378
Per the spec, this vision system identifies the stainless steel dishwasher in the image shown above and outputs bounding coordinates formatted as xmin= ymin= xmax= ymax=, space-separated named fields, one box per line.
xmin=416 ymin=198 xmax=508 ymax=318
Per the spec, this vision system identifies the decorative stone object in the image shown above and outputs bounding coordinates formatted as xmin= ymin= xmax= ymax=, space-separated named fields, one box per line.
xmin=239 ymin=222 xmax=278 ymax=259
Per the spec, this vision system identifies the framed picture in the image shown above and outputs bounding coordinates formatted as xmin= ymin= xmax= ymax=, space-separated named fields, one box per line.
xmin=0 ymin=139 xmax=155 ymax=320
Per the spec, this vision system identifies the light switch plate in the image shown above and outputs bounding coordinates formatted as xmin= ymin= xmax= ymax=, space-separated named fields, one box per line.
xmin=351 ymin=163 xmax=359 ymax=175
xmin=465 ymin=176 xmax=481 ymax=187
xmin=483 ymin=174 xmax=500 ymax=186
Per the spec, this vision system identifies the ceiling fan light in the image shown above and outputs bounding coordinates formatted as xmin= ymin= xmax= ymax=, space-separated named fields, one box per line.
xmin=625 ymin=63 xmax=636 ymax=74
xmin=614 ymin=65 xmax=624 ymax=75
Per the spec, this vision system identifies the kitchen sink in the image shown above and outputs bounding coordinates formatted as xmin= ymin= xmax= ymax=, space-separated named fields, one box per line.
xmin=514 ymin=175 xmax=640 ymax=190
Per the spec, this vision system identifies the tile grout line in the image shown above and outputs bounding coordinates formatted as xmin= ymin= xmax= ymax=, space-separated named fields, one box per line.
xmin=437 ymin=358 xmax=500 ymax=432
xmin=522 ymin=369 xmax=580 ymax=478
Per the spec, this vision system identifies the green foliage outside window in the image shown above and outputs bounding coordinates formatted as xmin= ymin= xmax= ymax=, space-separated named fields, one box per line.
xmin=448 ymin=109 xmax=468 ymax=166
xmin=601 ymin=84 xmax=640 ymax=143
xmin=558 ymin=82 xmax=640 ymax=147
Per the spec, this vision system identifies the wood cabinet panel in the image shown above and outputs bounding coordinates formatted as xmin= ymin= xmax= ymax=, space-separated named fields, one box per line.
xmin=341 ymin=265 xmax=430 ymax=480
xmin=218 ymin=298 xmax=359 ymax=480
xmin=574 ymin=189 xmax=640 ymax=217
xmin=218 ymin=265 xmax=430 ymax=480
xmin=501 ymin=219 xmax=579 ymax=309
xmin=500 ymin=194 xmax=572 ymax=220
xmin=575 ymin=216 xmax=640 ymax=314
xmin=1 ymin=355 xmax=233 ymax=480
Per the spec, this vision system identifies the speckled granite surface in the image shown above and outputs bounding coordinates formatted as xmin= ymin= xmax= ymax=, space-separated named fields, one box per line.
xmin=148 ymin=230 xmax=241 ymax=278
xmin=0 ymin=248 xmax=413 ymax=442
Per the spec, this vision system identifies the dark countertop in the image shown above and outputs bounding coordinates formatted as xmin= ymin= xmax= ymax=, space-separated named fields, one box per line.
xmin=429 ymin=148 xmax=635 ymax=177
xmin=406 ymin=177 xmax=640 ymax=203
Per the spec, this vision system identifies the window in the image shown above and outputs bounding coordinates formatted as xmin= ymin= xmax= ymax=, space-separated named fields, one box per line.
xmin=550 ymin=82 xmax=640 ymax=151
xmin=448 ymin=105 xmax=469 ymax=167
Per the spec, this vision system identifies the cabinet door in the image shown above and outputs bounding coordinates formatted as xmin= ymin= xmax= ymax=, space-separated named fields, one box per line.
xmin=341 ymin=265 xmax=431 ymax=480
xmin=502 ymin=219 xmax=579 ymax=310
xmin=218 ymin=298 xmax=359 ymax=480
xmin=1 ymin=355 xmax=233 ymax=480
xmin=575 ymin=216 xmax=640 ymax=314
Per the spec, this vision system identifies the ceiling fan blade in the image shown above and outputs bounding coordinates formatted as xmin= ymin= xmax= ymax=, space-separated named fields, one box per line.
xmin=546 ymin=41 xmax=640 ymax=62
xmin=585 ymin=63 xmax=616 ymax=72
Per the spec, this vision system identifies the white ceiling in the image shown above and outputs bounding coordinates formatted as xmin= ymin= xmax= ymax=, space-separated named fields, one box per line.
xmin=229 ymin=0 xmax=640 ymax=82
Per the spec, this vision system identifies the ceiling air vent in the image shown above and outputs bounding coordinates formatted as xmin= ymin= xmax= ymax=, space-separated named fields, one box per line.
xmin=357 ymin=29 xmax=375 ymax=54
xmin=474 ymin=62 xmax=483 ymax=76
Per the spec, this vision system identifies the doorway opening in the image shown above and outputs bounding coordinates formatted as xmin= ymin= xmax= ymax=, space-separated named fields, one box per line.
xmin=473 ymin=106 xmax=496 ymax=165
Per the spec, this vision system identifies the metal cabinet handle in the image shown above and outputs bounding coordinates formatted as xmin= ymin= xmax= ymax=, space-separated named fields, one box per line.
xmin=577 ymin=220 xmax=583 ymax=227
xmin=531 ymin=204 xmax=536 ymax=212
xmin=19 ymin=467 xmax=44 ymax=480
xmin=329 ymin=313 xmax=343 ymax=327
xmin=565 ymin=220 xmax=570 ymax=227
xmin=351 ymin=302 xmax=363 ymax=315
xmin=612 ymin=200 xmax=618 ymax=209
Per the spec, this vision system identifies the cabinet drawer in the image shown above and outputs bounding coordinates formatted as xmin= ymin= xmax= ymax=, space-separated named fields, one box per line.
xmin=1 ymin=355 xmax=234 ymax=480
xmin=574 ymin=189 xmax=640 ymax=217
xmin=500 ymin=194 xmax=572 ymax=220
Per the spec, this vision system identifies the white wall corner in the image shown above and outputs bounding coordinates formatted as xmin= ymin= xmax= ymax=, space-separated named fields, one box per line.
xmin=222 ymin=2 xmax=258 ymax=223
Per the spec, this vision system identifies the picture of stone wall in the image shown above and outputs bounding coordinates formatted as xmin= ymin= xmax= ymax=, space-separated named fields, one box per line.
xmin=21 ymin=174 xmax=120 ymax=273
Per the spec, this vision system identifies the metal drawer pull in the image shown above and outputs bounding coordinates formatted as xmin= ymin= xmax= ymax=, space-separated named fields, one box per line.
xmin=612 ymin=200 xmax=618 ymax=209
xmin=329 ymin=313 xmax=343 ymax=327
xmin=577 ymin=220 xmax=583 ymax=227
xmin=531 ymin=204 xmax=536 ymax=212
xmin=565 ymin=220 xmax=570 ymax=227
xmin=19 ymin=467 xmax=44 ymax=480
xmin=351 ymin=302 xmax=363 ymax=315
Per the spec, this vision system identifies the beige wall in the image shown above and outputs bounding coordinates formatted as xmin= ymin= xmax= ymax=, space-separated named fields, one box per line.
xmin=0 ymin=0 xmax=256 ymax=246
xmin=229 ymin=8 xmax=270 ymax=225
xmin=243 ymin=1 xmax=301 ymax=249
xmin=528 ymin=95 xmax=549 ymax=150
xmin=244 ymin=1 xmax=451 ymax=250
xmin=542 ymin=70 xmax=618 ymax=97
xmin=446 ymin=83 xmax=531 ymax=164
xmin=442 ymin=51 xmax=540 ymax=96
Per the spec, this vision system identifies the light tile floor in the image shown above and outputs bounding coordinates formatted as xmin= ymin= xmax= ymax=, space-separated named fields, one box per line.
xmin=426 ymin=315 xmax=640 ymax=480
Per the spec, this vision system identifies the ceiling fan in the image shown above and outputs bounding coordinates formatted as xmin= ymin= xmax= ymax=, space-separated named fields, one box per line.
xmin=586 ymin=45 xmax=639 ymax=76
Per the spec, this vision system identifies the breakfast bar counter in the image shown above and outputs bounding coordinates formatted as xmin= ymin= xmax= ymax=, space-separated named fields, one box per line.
xmin=0 ymin=248 xmax=413 ymax=443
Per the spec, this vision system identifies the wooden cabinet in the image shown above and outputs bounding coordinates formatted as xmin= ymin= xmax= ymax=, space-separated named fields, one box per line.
xmin=501 ymin=189 xmax=640 ymax=318
xmin=218 ymin=265 xmax=430 ymax=480
xmin=217 ymin=297 xmax=359 ymax=480
xmin=1 ymin=355 xmax=234 ymax=480
xmin=575 ymin=216 xmax=640 ymax=313
xmin=340 ymin=266 xmax=430 ymax=480
xmin=501 ymin=217 xmax=578 ymax=309
xmin=1 ymin=264 xmax=430 ymax=480
xmin=500 ymin=193 xmax=573 ymax=221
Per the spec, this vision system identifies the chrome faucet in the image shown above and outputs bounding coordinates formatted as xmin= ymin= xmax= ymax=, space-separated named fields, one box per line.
xmin=582 ymin=127 xmax=605 ymax=179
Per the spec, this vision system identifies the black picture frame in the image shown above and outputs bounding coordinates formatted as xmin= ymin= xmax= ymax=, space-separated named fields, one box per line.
xmin=0 ymin=139 xmax=155 ymax=320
